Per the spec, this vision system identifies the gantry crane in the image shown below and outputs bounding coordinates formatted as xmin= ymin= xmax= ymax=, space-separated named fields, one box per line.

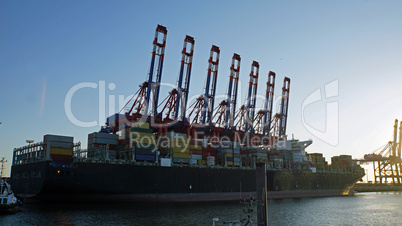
xmin=237 ymin=61 xmax=259 ymax=133
xmin=253 ymin=71 xmax=276 ymax=137
xmin=106 ymin=25 xmax=168 ymax=133
xmin=124 ymin=25 xmax=167 ymax=123
xmin=212 ymin=54 xmax=241 ymax=130
xmin=158 ymin=35 xmax=195 ymax=127
xmin=278 ymin=77 xmax=290 ymax=138
xmin=202 ymin=45 xmax=220 ymax=129
xmin=145 ymin=25 xmax=168 ymax=123
xmin=361 ymin=119 xmax=402 ymax=184
xmin=188 ymin=45 xmax=220 ymax=130
xmin=225 ymin=54 xmax=241 ymax=130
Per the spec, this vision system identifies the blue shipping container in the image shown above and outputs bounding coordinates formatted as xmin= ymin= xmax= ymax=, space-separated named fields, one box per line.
xmin=135 ymin=154 xmax=156 ymax=161
xmin=136 ymin=149 xmax=156 ymax=155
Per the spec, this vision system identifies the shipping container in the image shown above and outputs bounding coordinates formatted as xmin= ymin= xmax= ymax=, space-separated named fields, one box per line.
xmin=130 ymin=127 xmax=153 ymax=133
xmin=191 ymin=154 xmax=203 ymax=160
xmin=131 ymin=122 xmax=150 ymax=129
xmin=135 ymin=154 xmax=156 ymax=161
xmin=172 ymin=152 xmax=190 ymax=159
xmin=133 ymin=143 xmax=156 ymax=150
xmin=190 ymin=149 xmax=202 ymax=155
xmin=50 ymin=148 xmax=73 ymax=156
xmin=47 ymin=141 xmax=73 ymax=149
xmin=135 ymin=149 xmax=155 ymax=156
xmin=50 ymin=154 xmax=73 ymax=162
xmin=44 ymin=134 xmax=73 ymax=143
xmin=226 ymin=157 xmax=234 ymax=161
xmin=160 ymin=158 xmax=172 ymax=167
xmin=189 ymin=144 xmax=202 ymax=150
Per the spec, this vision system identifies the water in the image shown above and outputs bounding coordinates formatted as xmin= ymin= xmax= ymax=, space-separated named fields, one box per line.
xmin=1 ymin=192 xmax=401 ymax=225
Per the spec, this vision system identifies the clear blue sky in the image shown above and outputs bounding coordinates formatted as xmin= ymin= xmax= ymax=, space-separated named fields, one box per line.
xmin=1 ymin=1 xmax=402 ymax=179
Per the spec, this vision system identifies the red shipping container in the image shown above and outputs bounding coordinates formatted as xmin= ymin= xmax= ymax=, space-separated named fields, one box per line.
xmin=190 ymin=149 xmax=202 ymax=155
xmin=202 ymin=150 xmax=217 ymax=156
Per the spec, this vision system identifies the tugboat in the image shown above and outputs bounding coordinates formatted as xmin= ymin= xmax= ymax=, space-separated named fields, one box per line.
xmin=0 ymin=178 xmax=22 ymax=213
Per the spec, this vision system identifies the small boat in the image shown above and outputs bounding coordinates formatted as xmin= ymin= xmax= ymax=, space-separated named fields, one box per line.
xmin=0 ymin=178 xmax=22 ymax=213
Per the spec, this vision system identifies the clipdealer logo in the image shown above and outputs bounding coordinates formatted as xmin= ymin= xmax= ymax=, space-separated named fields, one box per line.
xmin=301 ymin=80 xmax=339 ymax=146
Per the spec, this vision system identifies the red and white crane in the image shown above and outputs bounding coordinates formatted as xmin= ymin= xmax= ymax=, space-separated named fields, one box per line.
xmin=188 ymin=45 xmax=220 ymax=130
xmin=212 ymin=54 xmax=241 ymax=130
xmin=158 ymin=35 xmax=195 ymax=124
xmin=124 ymin=25 xmax=168 ymax=123
xmin=107 ymin=25 xmax=167 ymax=133
xmin=242 ymin=61 xmax=259 ymax=133
xmin=278 ymin=77 xmax=290 ymax=138
xmin=253 ymin=71 xmax=276 ymax=136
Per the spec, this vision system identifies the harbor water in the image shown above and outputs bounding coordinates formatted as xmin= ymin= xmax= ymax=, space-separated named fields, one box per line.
xmin=1 ymin=192 xmax=401 ymax=225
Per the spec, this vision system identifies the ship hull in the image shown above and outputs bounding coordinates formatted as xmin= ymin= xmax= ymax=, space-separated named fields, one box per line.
xmin=10 ymin=161 xmax=363 ymax=203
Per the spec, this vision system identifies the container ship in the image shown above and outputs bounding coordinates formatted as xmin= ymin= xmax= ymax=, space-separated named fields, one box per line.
xmin=10 ymin=25 xmax=364 ymax=202
xmin=10 ymin=130 xmax=364 ymax=203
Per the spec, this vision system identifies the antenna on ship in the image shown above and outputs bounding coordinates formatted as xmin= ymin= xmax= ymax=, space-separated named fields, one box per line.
xmin=0 ymin=157 xmax=7 ymax=178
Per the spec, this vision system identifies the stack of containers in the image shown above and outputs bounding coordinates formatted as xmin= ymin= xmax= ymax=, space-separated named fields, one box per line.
xmin=269 ymin=153 xmax=284 ymax=168
xmin=201 ymin=140 xmax=216 ymax=166
xmin=308 ymin=153 xmax=326 ymax=169
xmin=219 ymin=141 xmax=241 ymax=167
xmin=44 ymin=135 xmax=74 ymax=166
xmin=130 ymin=122 xmax=156 ymax=162
xmin=88 ymin=132 xmax=119 ymax=159
xmin=168 ymin=132 xmax=190 ymax=164
xmin=248 ymin=146 xmax=267 ymax=161
xmin=189 ymin=139 xmax=203 ymax=165
xmin=331 ymin=155 xmax=353 ymax=171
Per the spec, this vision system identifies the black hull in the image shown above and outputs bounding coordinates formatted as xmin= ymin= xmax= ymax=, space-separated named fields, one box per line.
xmin=11 ymin=161 xmax=363 ymax=203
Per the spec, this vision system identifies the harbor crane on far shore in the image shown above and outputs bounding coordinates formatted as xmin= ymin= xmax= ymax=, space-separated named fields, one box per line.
xmin=360 ymin=119 xmax=402 ymax=184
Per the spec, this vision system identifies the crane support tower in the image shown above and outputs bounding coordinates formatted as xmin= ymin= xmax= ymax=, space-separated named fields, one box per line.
xmin=361 ymin=119 xmax=402 ymax=184
xmin=145 ymin=25 xmax=168 ymax=122
xmin=159 ymin=35 xmax=195 ymax=122
xmin=175 ymin=35 xmax=195 ymax=121
xmin=212 ymin=53 xmax=241 ymax=129
xmin=278 ymin=77 xmax=290 ymax=138
xmin=263 ymin=71 xmax=276 ymax=136
xmin=225 ymin=54 xmax=241 ymax=130
xmin=244 ymin=61 xmax=259 ymax=133
xmin=201 ymin=45 xmax=220 ymax=129
xmin=253 ymin=71 xmax=276 ymax=136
